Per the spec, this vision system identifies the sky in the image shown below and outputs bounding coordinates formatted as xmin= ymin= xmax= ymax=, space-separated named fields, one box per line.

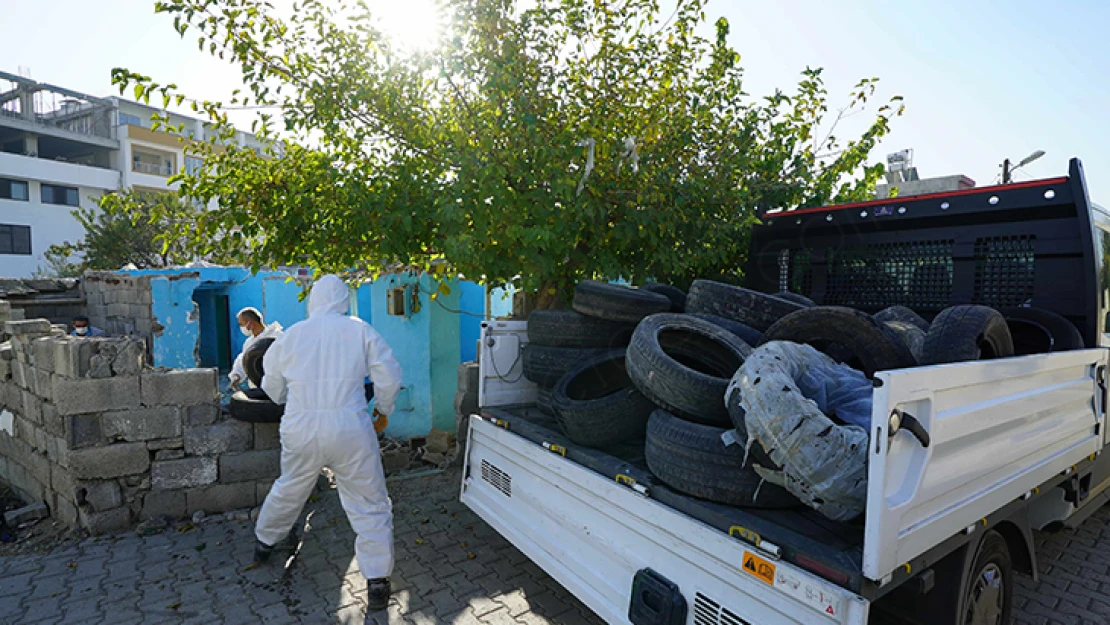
xmin=2 ymin=0 xmax=1108 ymax=200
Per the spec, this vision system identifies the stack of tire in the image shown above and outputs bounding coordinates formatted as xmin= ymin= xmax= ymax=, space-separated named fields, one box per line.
xmin=228 ymin=338 xmax=284 ymax=423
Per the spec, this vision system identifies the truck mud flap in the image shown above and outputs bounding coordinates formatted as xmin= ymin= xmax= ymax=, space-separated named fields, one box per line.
xmin=629 ymin=569 xmax=688 ymax=625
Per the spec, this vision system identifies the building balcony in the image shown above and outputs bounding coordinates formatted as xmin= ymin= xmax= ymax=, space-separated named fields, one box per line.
xmin=0 ymin=151 xmax=120 ymax=190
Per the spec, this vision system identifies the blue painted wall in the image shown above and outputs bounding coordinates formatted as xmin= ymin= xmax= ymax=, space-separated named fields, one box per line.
xmin=459 ymin=282 xmax=485 ymax=363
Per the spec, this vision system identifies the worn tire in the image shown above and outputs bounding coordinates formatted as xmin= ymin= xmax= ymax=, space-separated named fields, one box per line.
xmin=642 ymin=283 xmax=687 ymax=312
xmin=999 ymin=307 xmax=1084 ymax=355
xmin=627 ymin=314 xmax=752 ymax=427
xmin=551 ymin=350 xmax=655 ymax=448
xmin=874 ymin=306 xmax=930 ymax=332
xmin=572 ymin=280 xmax=672 ymax=323
xmin=229 ymin=388 xmax=284 ymax=423
xmin=775 ymin=291 xmax=816 ymax=307
xmin=921 ymin=305 xmax=1015 ymax=365
xmin=526 ymin=309 xmax=636 ymax=348
xmin=457 ymin=362 xmax=480 ymax=393
xmin=454 ymin=390 xmax=479 ymax=419
xmin=536 ymin=387 xmax=556 ymax=416
xmin=243 ymin=337 xmax=276 ymax=388
xmin=882 ymin=321 xmax=925 ymax=364
xmin=762 ymin=306 xmax=917 ymax=376
xmin=521 ymin=345 xmax=609 ymax=387
xmin=645 ymin=410 xmax=797 ymax=508
xmin=687 ymin=313 xmax=763 ymax=347
xmin=686 ymin=280 xmax=806 ymax=332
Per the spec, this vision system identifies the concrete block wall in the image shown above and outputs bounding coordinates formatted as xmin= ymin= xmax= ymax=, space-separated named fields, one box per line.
xmin=0 ymin=318 xmax=281 ymax=535
xmin=83 ymin=271 xmax=156 ymax=361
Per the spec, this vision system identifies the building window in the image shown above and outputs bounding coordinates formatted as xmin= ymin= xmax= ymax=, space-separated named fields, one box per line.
xmin=185 ymin=156 xmax=203 ymax=176
xmin=119 ymin=112 xmax=142 ymax=127
xmin=41 ymin=184 xmax=79 ymax=206
xmin=132 ymin=149 xmax=175 ymax=176
xmin=0 ymin=178 xmax=29 ymax=201
xmin=0 ymin=224 xmax=31 ymax=255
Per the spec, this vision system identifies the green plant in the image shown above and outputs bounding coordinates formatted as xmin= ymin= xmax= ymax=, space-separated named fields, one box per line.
xmin=111 ymin=0 xmax=903 ymax=306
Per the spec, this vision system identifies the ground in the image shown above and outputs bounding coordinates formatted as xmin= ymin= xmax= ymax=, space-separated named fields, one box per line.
xmin=0 ymin=466 xmax=1107 ymax=625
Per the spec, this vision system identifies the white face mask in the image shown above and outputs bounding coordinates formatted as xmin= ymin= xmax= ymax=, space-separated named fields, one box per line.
xmin=240 ymin=325 xmax=252 ymax=337
xmin=75 ymin=327 xmax=89 ymax=336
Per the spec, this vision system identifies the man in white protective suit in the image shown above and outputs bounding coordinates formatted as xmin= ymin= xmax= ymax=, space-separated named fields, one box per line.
xmin=228 ymin=307 xmax=283 ymax=390
xmin=254 ymin=274 xmax=403 ymax=613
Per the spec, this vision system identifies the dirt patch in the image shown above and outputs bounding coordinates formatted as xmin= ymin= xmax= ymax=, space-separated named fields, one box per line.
xmin=0 ymin=483 xmax=84 ymax=556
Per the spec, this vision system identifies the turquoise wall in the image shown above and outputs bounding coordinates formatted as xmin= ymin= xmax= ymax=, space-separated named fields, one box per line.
xmin=459 ymin=281 xmax=484 ymax=363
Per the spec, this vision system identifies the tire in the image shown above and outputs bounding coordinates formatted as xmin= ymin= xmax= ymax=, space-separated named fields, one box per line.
xmin=454 ymin=390 xmax=478 ymax=419
xmin=961 ymin=531 xmax=1012 ymax=625
xmin=229 ymin=388 xmax=284 ymax=423
xmin=536 ymin=387 xmax=556 ymax=416
xmin=627 ymin=314 xmax=752 ymax=427
xmin=521 ymin=345 xmax=609 ymax=387
xmin=526 ymin=309 xmax=636 ymax=348
xmin=999 ymin=307 xmax=1084 ymax=355
xmin=921 ymin=305 xmax=1015 ymax=365
xmin=874 ymin=305 xmax=930 ymax=332
xmin=687 ymin=313 xmax=763 ymax=347
xmin=774 ymin=291 xmax=816 ymax=307
xmin=457 ymin=362 xmax=480 ymax=393
xmin=762 ymin=306 xmax=917 ymax=376
xmin=242 ymin=337 xmax=276 ymax=387
xmin=882 ymin=320 xmax=925 ymax=364
xmin=551 ymin=350 xmax=655 ymax=448
xmin=572 ymin=280 xmax=672 ymax=323
xmin=642 ymin=283 xmax=687 ymax=312
xmin=686 ymin=280 xmax=806 ymax=332
xmin=644 ymin=410 xmax=797 ymax=508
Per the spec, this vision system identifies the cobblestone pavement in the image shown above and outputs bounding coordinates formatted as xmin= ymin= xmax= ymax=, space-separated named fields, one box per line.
xmin=0 ymin=465 xmax=1107 ymax=625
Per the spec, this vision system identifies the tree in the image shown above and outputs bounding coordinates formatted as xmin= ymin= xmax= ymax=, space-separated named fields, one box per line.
xmin=40 ymin=190 xmax=207 ymax=275
xmin=112 ymin=0 xmax=904 ymax=306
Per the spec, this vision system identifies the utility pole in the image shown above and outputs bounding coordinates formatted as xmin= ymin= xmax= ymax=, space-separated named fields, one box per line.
xmin=1002 ymin=158 xmax=1011 ymax=184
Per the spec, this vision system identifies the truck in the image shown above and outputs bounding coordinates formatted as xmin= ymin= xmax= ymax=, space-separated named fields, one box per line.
xmin=458 ymin=157 xmax=1110 ymax=625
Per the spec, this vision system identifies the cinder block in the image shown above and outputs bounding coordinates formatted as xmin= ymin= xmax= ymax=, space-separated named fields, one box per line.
xmin=256 ymin=479 xmax=275 ymax=504
xmin=24 ymin=450 xmax=51 ymax=487
xmin=100 ymin=407 xmax=182 ymax=442
xmin=4 ymin=501 xmax=48 ymax=526
xmin=0 ymin=342 xmax=12 ymax=362
xmin=54 ymin=376 xmax=140 ymax=416
xmin=186 ymin=482 xmax=256 ymax=514
xmin=141 ymin=369 xmax=217 ymax=407
xmin=184 ymin=420 xmax=252 ymax=456
xmin=65 ymin=414 xmax=103 ymax=449
xmin=152 ymin=457 xmax=217 ymax=490
xmin=53 ymin=338 xmax=95 ymax=379
xmin=186 ymin=403 xmax=219 ymax=427
xmin=147 ymin=437 xmax=183 ymax=451
xmin=111 ymin=340 xmax=144 ymax=375
xmin=21 ymin=390 xmax=42 ymax=424
xmin=41 ymin=402 xmax=62 ymax=437
xmin=51 ymin=464 xmax=75 ymax=500
xmin=32 ymin=338 xmax=54 ymax=373
xmin=107 ymin=303 xmax=130 ymax=318
xmin=11 ymin=360 xmax=29 ymax=390
xmin=53 ymin=493 xmax=78 ymax=527
xmin=253 ymin=423 xmax=280 ymax=450
xmin=68 ymin=442 xmax=150 ymax=480
xmin=219 ymin=450 xmax=281 ymax=483
xmin=79 ymin=506 xmax=130 ymax=535
xmin=75 ymin=480 xmax=123 ymax=512
xmin=140 ymin=489 xmax=186 ymax=520
xmin=33 ymin=368 xmax=52 ymax=399
xmin=5 ymin=319 xmax=52 ymax=335
xmin=47 ymin=435 xmax=68 ymax=468
xmin=0 ymin=359 xmax=9 ymax=381
xmin=155 ymin=449 xmax=184 ymax=461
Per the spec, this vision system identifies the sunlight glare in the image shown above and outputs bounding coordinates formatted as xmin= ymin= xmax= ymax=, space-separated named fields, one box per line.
xmin=371 ymin=0 xmax=443 ymax=52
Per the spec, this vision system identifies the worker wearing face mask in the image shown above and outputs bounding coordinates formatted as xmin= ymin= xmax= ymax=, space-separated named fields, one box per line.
xmin=71 ymin=315 xmax=107 ymax=337
xmin=228 ymin=307 xmax=283 ymax=390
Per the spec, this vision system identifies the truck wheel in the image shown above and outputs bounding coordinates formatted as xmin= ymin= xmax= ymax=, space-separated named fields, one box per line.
xmin=229 ymin=388 xmax=284 ymax=423
xmin=526 ymin=309 xmax=636 ymax=348
xmin=572 ymin=280 xmax=672 ymax=323
xmin=774 ymin=291 xmax=816 ymax=307
xmin=645 ymin=410 xmax=797 ymax=508
xmin=874 ymin=305 xmax=930 ymax=332
xmin=688 ymin=313 xmax=763 ymax=347
xmin=963 ymin=530 xmax=1012 ymax=625
xmin=921 ymin=306 xmax=1015 ymax=365
xmin=552 ymin=350 xmax=655 ymax=448
xmin=521 ymin=344 xmax=609 ymax=387
xmin=686 ymin=280 xmax=806 ymax=332
xmin=761 ymin=306 xmax=917 ymax=376
xmin=641 ymin=283 xmax=687 ymax=312
xmin=242 ymin=337 xmax=276 ymax=387
xmin=626 ymin=314 xmax=751 ymax=427
xmin=1000 ymin=307 xmax=1084 ymax=354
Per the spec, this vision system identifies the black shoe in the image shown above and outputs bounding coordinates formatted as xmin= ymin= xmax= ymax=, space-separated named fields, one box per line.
xmin=366 ymin=577 xmax=391 ymax=612
xmin=253 ymin=539 xmax=274 ymax=564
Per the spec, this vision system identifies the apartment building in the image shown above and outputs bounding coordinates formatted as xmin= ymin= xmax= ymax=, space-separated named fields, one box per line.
xmin=0 ymin=70 xmax=264 ymax=277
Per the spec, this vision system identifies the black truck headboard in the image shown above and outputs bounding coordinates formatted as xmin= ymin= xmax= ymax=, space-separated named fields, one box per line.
xmin=746 ymin=158 xmax=1100 ymax=348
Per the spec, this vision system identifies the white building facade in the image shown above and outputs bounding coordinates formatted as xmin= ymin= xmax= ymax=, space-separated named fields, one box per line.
xmin=0 ymin=70 xmax=262 ymax=277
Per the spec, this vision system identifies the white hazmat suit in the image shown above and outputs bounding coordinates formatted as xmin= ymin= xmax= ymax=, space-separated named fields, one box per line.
xmin=256 ymin=275 xmax=403 ymax=579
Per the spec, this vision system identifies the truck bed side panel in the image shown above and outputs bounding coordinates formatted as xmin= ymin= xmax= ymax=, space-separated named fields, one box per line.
xmin=865 ymin=348 xmax=1108 ymax=581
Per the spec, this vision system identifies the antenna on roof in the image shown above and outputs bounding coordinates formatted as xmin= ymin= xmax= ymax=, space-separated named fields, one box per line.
xmin=885 ymin=149 xmax=918 ymax=184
